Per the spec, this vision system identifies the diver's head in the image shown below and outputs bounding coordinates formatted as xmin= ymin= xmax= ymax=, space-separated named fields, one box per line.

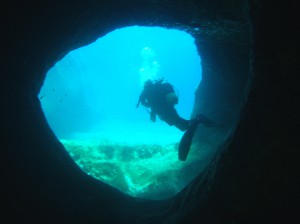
xmin=144 ymin=79 xmax=153 ymax=88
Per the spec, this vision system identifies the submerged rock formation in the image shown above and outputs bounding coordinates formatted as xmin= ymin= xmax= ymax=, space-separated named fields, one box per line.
xmin=2 ymin=0 xmax=299 ymax=223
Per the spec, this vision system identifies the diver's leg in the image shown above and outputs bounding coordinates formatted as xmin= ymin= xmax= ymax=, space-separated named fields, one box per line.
xmin=174 ymin=117 xmax=190 ymax=131
xmin=161 ymin=107 xmax=190 ymax=131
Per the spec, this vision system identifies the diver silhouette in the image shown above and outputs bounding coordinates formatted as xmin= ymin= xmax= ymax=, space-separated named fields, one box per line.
xmin=136 ymin=78 xmax=189 ymax=131
xmin=137 ymin=78 xmax=222 ymax=161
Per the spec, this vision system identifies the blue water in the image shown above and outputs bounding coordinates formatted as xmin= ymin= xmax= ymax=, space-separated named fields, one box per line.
xmin=39 ymin=26 xmax=202 ymax=145
xmin=39 ymin=26 xmax=203 ymax=199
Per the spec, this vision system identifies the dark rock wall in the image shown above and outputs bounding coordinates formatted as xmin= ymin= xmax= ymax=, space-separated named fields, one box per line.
xmin=167 ymin=1 xmax=300 ymax=223
xmin=1 ymin=0 xmax=299 ymax=223
xmin=193 ymin=24 xmax=250 ymax=126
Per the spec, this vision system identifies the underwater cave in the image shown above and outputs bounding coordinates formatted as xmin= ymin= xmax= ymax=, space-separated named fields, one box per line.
xmin=39 ymin=26 xmax=211 ymax=199
xmin=3 ymin=0 xmax=298 ymax=223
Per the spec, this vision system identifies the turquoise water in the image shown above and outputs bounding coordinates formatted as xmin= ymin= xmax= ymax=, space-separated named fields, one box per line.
xmin=39 ymin=26 xmax=203 ymax=199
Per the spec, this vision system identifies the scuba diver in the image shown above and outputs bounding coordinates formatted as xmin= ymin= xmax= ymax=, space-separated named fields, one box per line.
xmin=136 ymin=78 xmax=189 ymax=131
xmin=136 ymin=78 xmax=222 ymax=161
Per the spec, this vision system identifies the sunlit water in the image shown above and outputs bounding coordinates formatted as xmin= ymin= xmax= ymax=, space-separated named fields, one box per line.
xmin=39 ymin=26 xmax=203 ymax=199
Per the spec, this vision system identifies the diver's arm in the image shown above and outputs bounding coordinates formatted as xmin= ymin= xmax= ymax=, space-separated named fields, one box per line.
xmin=136 ymin=92 xmax=144 ymax=108
xmin=136 ymin=98 xmax=141 ymax=108
xmin=138 ymin=91 xmax=150 ymax=107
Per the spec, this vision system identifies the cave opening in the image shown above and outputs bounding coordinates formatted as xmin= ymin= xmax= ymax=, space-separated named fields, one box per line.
xmin=39 ymin=25 xmax=205 ymax=200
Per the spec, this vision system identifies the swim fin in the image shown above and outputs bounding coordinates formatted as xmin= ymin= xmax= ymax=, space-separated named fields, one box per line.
xmin=178 ymin=114 xmax=224 ymax=161
xmin=178 ymin=120 xmax=198 ymax=161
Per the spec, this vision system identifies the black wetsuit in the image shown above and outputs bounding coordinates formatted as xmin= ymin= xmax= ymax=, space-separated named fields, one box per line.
xmin=137 ymin=80 xmax=189 ymax=131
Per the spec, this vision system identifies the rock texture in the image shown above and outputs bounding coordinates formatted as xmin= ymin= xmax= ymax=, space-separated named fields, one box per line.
xmin=1 ymin=0 xmax=299 ymax=223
